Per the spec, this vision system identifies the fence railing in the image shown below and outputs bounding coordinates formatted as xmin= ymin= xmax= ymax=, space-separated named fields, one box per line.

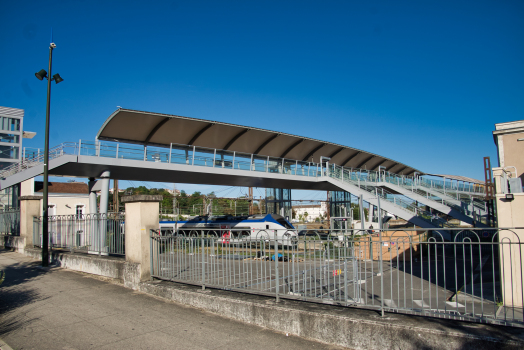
xmin=0 ymin=209 xmax=20 ymax=235
xmin=150 ymin=227 xmax=524 ymax=327
xmin=33 ymin=213 xmax=125 ymax=256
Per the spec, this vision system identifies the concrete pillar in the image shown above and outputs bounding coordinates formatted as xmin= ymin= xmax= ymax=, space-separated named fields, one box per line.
xmin=99 ymin=171 xmax=110 ymax=254
xmin=20 ymin=195 xmax=42 ymax=249
xmin=493 ymin=167 xmax=524 ymax=307
xmin=88 ymin=177 xmax=97 ymax=215
xmin=121 ymin=194 xmax=162 ymax=282
xmin=99 ymin=171 xmax=110 ymax=216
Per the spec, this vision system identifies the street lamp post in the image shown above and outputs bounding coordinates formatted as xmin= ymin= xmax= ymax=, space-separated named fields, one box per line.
xmin=35 ymin=41 xmax=63 ymax=266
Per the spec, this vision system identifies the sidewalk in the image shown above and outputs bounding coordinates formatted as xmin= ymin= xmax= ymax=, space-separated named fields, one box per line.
xmin=0 ymin=249 xmax=344 ymax=350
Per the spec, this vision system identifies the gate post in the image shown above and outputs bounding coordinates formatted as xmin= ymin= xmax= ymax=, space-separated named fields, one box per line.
xmin=20 ymin=195 xmax=41 ymax=250
xmin=121 ymin=195 xmax=162 ymax=284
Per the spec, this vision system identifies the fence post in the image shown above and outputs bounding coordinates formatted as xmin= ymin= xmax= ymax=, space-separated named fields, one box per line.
xmin=379 ymin=228 xmax=384 ymax=317
xmin=121 ymin=195 xmax=162 ymax=285
xmin=200 ymin=229 xmax=206 ymax=290
xmin=275 ymin=230 xmax=280 ymax=302
xmin=20 ymin=196 xmax=41 ymax=249
xmin=149 ymin=229 xmax=154 ymax=281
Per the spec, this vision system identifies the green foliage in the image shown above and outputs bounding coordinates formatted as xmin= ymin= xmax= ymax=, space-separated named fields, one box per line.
xmin=0 ymin=270 xmax=4 ymax=286
xmin=121 ymin=187 xmax=258 ymax=216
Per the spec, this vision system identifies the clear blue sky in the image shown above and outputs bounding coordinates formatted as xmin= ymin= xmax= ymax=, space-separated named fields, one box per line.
xmin=1 ymin=1 xmax=523 ymax=195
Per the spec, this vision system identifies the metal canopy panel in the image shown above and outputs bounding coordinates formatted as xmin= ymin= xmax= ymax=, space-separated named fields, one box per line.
xmin=97 ymin=108 xmax=424 ymax=175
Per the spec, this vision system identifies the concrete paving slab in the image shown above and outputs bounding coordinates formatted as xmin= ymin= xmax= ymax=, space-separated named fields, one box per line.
xmin=98 ymin=330 xmax=202 ymax=350
xmin=47 ymin=321 xmax=120 ymax=349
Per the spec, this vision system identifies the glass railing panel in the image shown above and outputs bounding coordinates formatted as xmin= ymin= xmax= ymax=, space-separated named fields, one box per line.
xmin=23 ymin=147 xmax=43 ymax=160
xmin=252 ymin=156 xmax=268 ymax=172
xmin=98 ymin=142 xmax=118 ymax=159
xmin=233 ymin=152 xmax=252 ymax=171
xmin=295 ymin=161 xmax=309 ymax=176
xmin=146 ymin=146 xmax=170 ymax=163
xmin=283 ymin=159 xmax=297 ymax=175
xmin=116 ymin=143 xmax=146 ymax=161
xmin=79 ymin=140 xmax=97 ymax=156
xmin=169 ymin=145 xmax=193 ymax=165
xmin=267 ymin=157 xmax=282 ymax=173
xmin=215 ymin=150 xmax=234 ymax=169
xmin=311 ymin=163 xmax=322 ymax=177
xmin=193 ymin=147 xmax=215 ymax=167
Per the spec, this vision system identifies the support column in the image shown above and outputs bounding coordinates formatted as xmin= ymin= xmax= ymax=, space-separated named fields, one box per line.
xmin=121 ymin=195 xmax=162 ymax=283
xmin=99 ymin=171 xmax=110 ymax=216
xmin=20 ymin=195 xmax=41 ymax=249
xmin=88 ymin=177 xmax=97 ymax=215
xmin=493 ymin=167 xmax=524 ymax=308
xmin=99 ymin=171 xmax=110 ymax=254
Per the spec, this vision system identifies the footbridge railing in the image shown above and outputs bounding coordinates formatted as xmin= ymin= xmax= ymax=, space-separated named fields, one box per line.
xmin=0 ymin=140 xmax=478 ymax=229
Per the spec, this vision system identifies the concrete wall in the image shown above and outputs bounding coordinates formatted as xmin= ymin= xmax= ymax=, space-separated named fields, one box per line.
xmin=494 ymin=120 xmax=524 ymax=181
xmin=0 ymin=234 xmax=25 ymax=251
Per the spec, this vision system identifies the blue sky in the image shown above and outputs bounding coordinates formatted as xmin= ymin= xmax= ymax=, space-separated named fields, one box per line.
xmin=1 ymin=1 xmax=523 ymax=196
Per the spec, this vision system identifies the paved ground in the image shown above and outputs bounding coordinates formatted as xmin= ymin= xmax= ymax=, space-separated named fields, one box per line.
xmin=0 ymin=249 xmax=346 ymax=350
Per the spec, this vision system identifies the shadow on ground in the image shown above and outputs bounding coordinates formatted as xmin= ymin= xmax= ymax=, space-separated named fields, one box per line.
xmin=0 ymin=249 xmax=51 ymax=334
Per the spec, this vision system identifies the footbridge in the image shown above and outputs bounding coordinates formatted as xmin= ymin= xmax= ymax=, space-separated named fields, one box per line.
xmin=0 ymin=108 xmax=488 ymax=235
xmin=1 ymin=139 xmax=486 ymax=236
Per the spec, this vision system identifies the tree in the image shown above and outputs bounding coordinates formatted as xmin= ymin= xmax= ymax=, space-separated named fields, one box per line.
xmin=304 ymin=211 xmax=309 ymax=222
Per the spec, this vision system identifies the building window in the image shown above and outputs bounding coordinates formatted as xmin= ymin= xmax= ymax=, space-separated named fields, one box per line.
xmin=48 ymin=204 xmax=56 ymax=217
xmin=76 ymin=205 xmax=84 ymax=217
xmin=0 ymin=133 xmax=19 ymax=143
xmin=0 ymin=146 xmax=19 ymax=159
xmin=1 ymin=117 xmax=20 ymax=132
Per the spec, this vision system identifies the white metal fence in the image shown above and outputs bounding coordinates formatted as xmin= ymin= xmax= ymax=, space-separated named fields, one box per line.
xmin=33 ymin=213 xmax=125 ymax=255
xmin=150 ymin=227 xmax=524 ymax=327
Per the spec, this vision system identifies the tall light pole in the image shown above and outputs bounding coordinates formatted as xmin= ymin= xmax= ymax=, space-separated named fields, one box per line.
xmin=35 ymin=40 xmax=64 ymax=266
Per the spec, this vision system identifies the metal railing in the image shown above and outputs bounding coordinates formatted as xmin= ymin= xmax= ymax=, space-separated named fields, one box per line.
xmin=330 ymin=165 xmax=453 ymax=228
xmin=0 ymin=209 xmax=20 ymax=235
xmin=0 ymin=140 xmax=483 ymax=197
xmin=151 ymin=227 xmax=524 ymax=327
xmin=33 ymin=213 xmax=125 ymax=256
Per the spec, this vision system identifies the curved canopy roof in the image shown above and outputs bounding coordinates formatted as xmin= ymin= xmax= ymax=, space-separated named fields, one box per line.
xmin=96 ymin=108 xmax=423 ymax=176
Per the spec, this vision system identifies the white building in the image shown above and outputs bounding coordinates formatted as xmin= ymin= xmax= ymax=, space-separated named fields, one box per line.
xmin=21 ymin=178 xmax=90 ymax=216
xmin=292 ymin=202 xmax=328 ymax=222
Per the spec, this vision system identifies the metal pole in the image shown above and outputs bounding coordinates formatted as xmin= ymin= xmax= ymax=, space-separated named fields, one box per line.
xmin=275 ymin=230 xmax=280 ymax=302
xmin=377 ymin=196 xmax=382 ymax=230
xmin=42 ymin=43 xmax=54 ymax=267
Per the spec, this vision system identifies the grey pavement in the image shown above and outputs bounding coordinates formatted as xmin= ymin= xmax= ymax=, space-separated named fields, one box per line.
xmin=0 ymin=249 xmax=346 ymax=350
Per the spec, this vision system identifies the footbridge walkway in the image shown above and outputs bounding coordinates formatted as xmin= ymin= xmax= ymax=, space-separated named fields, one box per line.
xmin=0 ymin=141 xmax=486 ymax=236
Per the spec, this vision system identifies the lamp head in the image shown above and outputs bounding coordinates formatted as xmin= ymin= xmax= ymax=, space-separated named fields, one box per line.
xmin=35 ymin=69 xmax=47 ymax=80
xmin=52 ymin=73 xmax=64 ymax=84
